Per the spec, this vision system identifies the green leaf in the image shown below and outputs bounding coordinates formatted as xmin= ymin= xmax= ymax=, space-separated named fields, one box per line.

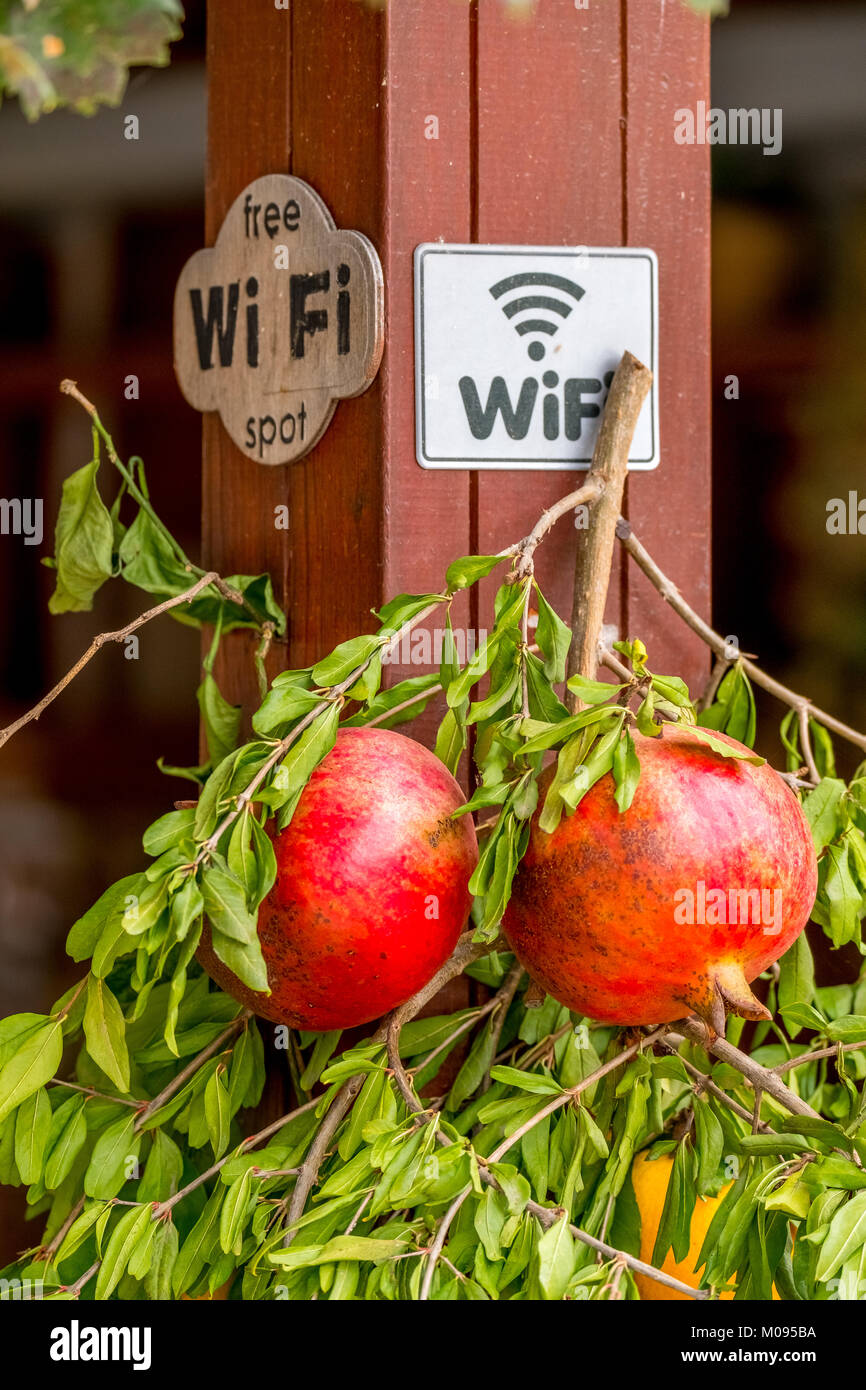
xmin=117 ymin=505 xmax=190 ymax=598
xmin=523 ymin=652 xmax=570 ymax=724
xmin=137 ymin=1130 xmax=184 ymax=1204
xmin=488 ymin=1066 xmax=562 ymax=1096
xmin=248 ymin=815 xmax=278 ymax=909
xmin=467 ymin=664 xmax=520 ymax=726
xmin=210 ymin=926 xmax=269 ymax=996
xmin=84 ymin=1114 xmax=138 ymax=1200
xmin=612 ymin=728 xmax=641 ymax=813
xmin=95 ymin=1203 xmax=154 ymax=1301
xmin=652 ymin=1143 xmax=695 ymax=1266
xmin=172 ymin=1187 xmax=223 ymax=1295
xmin=44 ymin=1100 xmax=88 ymax=1191
xmin=270 ymin=1235 xmax=408 ymax=1268
xmin=778 ymin=933 xmax=816 ymax=1038
xmin=565 ymin=673 xmax=623 ymax=705
xmin=201 ymin=866 xmax=258 ymax=944
xmin=447 ymin=1020 xmax=499 ymax=1111
xmin=474 ymin=1188 xmax=509 ymax=1262
xmin=204 ymin=1067 xmax=231 ymax=1159
xmin=376 ymin=592 xmax=442 ymax=630
xmin=779 ymin=1000 xmax=827 ymax=1035
xmin=534 ymin=585 xmax=571 ymax=684
xmin=698 ymin=666 xmax=755 ymax=746
xmin=299 ymin=1031 xmax=342 ymax=1091
xmin=144 ymin=1219 xmax=179 ymax=1302
xmin=0 ymin=1014 xmax=47 ymax=1072
xmin=816 ymin=1191 xmax=866 ymax=1283
xmin=434 ymin=707 xmax=466 ymax=777
xmin=83 ymin=977 xmax=130 ymax=1093
xmin=219 ymin=1167 xmax=256 ymax=1255
xmin=197 ymin=674 xmax=242 ymax=769
xmin=823 ymin=843 xmax=862 ymax=947
xmin=13 ymin=1088 xmax=52 ymax=1186
xmin=344 ymin=673 xmax=441 ymax=730
xmin=685 ymin=724 xmax=765 ymax=765
xmin=48 ymin=457 xmax=114 ymax=613
xmin=535 ymin=1216 xmax=575 ymax=1300
xmin=142 ymin=809 xmax=195 ymax=858
xmin=692 ymin=1100 xmax=724 ymax=1196
xmin=67 ymin=874 xmax=143 ymax=963
xmin=445 ymin=554 xmax=507 ymax=591
xmin=0 ymin=1021 xmax=63 ymax=1126
xmin=252 ymin=683 xmax=324 ymax=738
xmin=826 ymin=1016 xmax=866 ymax=1043
xmin=54 ymin=1200 xmax=106 ymax=1265
xmin=312 ymin=635 xmax=383 ymax=688
xmin=803 ymin=778 xmax=847 ymax=852
xmin=446 ymin=634 xmax=502 ymax=708
xmin=271 ymin=702 xmax=340 ymax=829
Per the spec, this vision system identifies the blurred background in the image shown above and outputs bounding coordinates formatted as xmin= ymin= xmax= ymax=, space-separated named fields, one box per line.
xmin=0 ymin=0 xmax=865 ymax=1251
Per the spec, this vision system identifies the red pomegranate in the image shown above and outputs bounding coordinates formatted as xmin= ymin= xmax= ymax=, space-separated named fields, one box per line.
xmin=199 ymin=727 xmax=477 ymax=1030
xmin=503 ymin=724 xmax=817 ymax=1031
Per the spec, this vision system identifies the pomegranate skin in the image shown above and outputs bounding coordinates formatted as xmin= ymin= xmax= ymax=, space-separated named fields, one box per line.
xmin=199 ymin=727 xmax=477 ymax=1030
xmin=503 ymin=724 xmax=817 ymax=1029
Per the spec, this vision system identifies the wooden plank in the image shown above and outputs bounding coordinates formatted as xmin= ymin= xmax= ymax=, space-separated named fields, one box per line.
xmin=379 ymin=0 xmax=473 ymax=747
xmin=623 ymin=0 xmax=711 ymax=694
xmin=474 ymin=0 xmax=625 ymax=649
xmin=288 ymin=0 xmax=386 ymax=669
xmin=202 ymin=0 xmax=293 ymax=712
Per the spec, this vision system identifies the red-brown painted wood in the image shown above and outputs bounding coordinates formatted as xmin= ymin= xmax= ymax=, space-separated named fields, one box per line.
xmin=474 ymin=0 xmax=626 ymax=649
xmin=202 ymin=0 xmax=293 ymax=717
xmin=379 ymin=1 xmax=474 ymax=747
xmin=623 ymin=0 xmax=712 ymax=695
xmin=203 ymin=0 xmax=710 ymax=721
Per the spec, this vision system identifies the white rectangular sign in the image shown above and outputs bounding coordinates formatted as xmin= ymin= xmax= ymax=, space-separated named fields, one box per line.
xmin=414 ymin=244 xmax=658 ymax=470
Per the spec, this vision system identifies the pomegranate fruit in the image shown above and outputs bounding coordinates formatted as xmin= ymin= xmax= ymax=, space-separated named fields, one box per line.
xmin=503 ymin=723 xmax=817 ymax=1030
xmin=199 ymin=726 xmax=477 ymax=1029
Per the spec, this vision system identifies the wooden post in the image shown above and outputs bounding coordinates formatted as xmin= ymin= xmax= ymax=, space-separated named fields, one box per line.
xmin=201 ymin=0 xmax=711 ymax=721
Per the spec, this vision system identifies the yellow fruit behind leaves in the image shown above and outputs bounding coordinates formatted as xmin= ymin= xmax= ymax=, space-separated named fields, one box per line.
xmin=630 ymin=1150 xmax=733 ymax=1301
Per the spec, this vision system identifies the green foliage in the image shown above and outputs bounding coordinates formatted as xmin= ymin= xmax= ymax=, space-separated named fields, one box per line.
xmin=0 ymin=0 xmax=183 ymax=120
xmin=5 ymin=416 xmax=866 ymax=1301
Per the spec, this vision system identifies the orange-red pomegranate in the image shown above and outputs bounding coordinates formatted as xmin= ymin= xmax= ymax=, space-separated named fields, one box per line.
xmin=503 ymin=724 xmax=817 ymax=1030
xmin=199 ymin=727 xmax=477 ymax=1030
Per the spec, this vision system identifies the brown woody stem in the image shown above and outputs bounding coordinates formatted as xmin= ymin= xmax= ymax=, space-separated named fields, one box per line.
xmin=566 ymin=350 xmax=653 ymax=701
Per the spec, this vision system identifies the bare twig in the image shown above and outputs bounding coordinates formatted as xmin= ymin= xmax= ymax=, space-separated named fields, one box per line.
xmin=153 ymin=1097 xmax=319 ymax=1218
xmin=0 ymin=572 xmax=230 ymax=751
xmin=282 ymin=1074 xmax=366 ymax=1245
xmin=566 ymin=351 xmax=653 ymax=699
xmin=661 ymin=1036 xmax=773 ymax=1132
xmin=798 ymin=705 xmax=821 ymax=784
xmin=616 ymin=519 xmax=866 ymax=754
xmin=50 ymin=1080 xmax=139 ymax=1108
xmin=135 ymin=1013 xmax=250 ymax=1129
xmin=480 ymin=961 xmax=525 ymax=1094
xmin=510 ymin=478 xmax=604 ymax=581
xmin=772 ymin=1038 xmax=866 ymax=1076
xmin=679 ymin=1019 xmax=822 ymax=1120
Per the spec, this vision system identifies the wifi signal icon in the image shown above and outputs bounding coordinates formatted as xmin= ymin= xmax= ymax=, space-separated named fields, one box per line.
xmin=489 ymin=271 xmax=585 ymax=361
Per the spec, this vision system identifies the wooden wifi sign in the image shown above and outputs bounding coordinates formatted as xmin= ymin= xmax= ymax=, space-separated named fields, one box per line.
xmin=174 ymin=174 xmax=384 ymax=465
